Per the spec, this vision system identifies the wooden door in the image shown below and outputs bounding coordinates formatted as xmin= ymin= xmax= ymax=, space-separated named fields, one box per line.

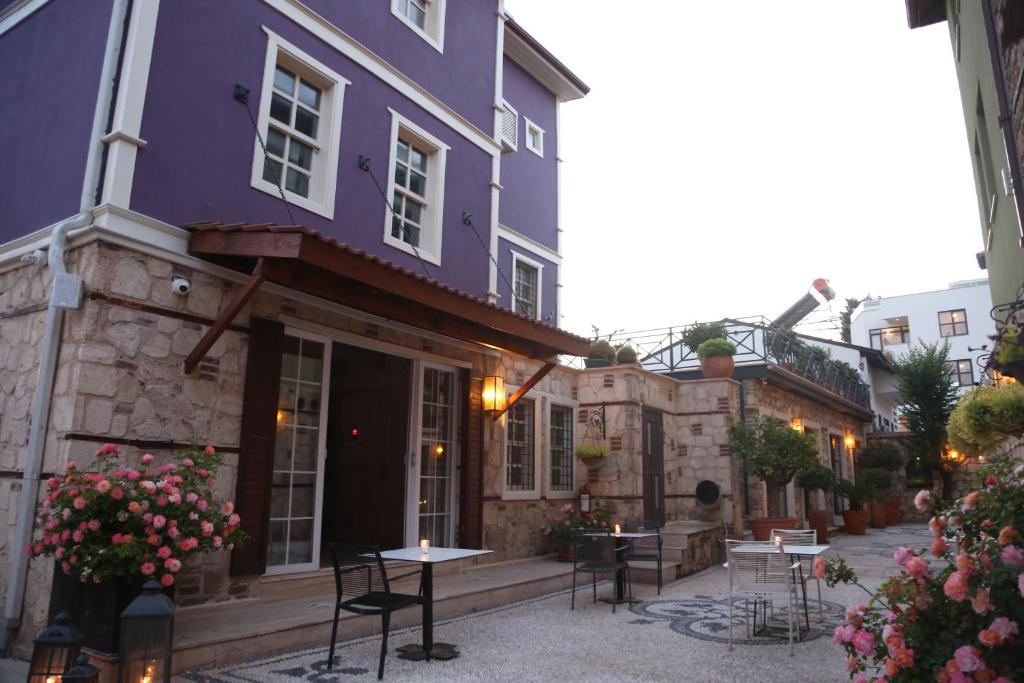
xmin=641 ymin=407 xmax=665 ymax=526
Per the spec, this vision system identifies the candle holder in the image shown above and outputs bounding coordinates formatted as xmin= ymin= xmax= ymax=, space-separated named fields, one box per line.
xmin=25 ymin=611 xmax=84 ymax=683
xmin=419 ymin=539 xmax=429 ymax=553
xmin=118 ymin=579 xmax=174 ymax=683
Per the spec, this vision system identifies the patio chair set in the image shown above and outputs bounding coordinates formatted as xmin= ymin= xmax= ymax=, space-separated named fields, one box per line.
xmin=569 ymin=521 xmax=665 ymax=613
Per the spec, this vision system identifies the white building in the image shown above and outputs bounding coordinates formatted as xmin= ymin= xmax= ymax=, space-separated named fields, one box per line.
xmin=850 ymin=279 xmax=996 ymax=394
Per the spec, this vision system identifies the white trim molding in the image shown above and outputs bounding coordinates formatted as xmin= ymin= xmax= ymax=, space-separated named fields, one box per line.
xmin=523 ymin=117 xmax=544 ymax=157
xmin=262 ymin=0 xmax=498 ymax=156
xmin=390 ymin=0 xmax=446 ymax=54
xmin=250 ymin=27 xmax=349 ymax=220
xmin=99 ymin=0 xmax=159 ymax=208
xmin=0 ymin=0 xmax=49 ymax=37
xmin=383 ymin=107 xmax=449 ymax=266
xmin=510 ymin=249 xmax=543 ymax=320
xmin=497 ymin=224 xmax=561 ymax=264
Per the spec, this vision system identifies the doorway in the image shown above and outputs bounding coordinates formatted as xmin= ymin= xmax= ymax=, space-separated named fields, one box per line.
xmin=641 ymin=407 xmax=665 ymax=526
xmin=321 ymin=342 xmax=412 ymax=559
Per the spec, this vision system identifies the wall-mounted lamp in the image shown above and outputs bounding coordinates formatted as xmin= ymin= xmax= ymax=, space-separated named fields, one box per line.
xmin=844 ymin=433 xmax=855 ymax=450
xmin=790 ymin=417 xmax=804 ymax=433
xmin=482 ymin=376 xmax=506 ymax=414
xmin=942 ymin=448 xmax=961 ymax=463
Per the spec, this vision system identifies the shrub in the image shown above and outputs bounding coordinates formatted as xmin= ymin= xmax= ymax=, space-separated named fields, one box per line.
xmin=835 ymin=477 xmax=878 ymax=511
xmin=797 ymin=463 xmax=836 ymax=494
xmin=993 ymin=323 xmax=1024 ymax=366
xmin=615 ymin=344 xmax=638 ymax=364
xmin=681 ymin=321 xmax=727 ymax=353
xmin=729 ymin=418 xmax=819 ymax=517
xmin=543 ymin=500 xmax=616 ymax=547
xmin=697 ymin=338 xmax=736 ymax=360
xmin=861 ymin=468 xmax=892 ymax=494
xmin=587 ymin=339 xmax=615 ymax=362
xmin=948 ymin=384 xmax=1024 ymax=456
xmin=822 ymin=458 xmax=1024 ymax=682
xmin=860 ymin=441 xmax=904 ymax=472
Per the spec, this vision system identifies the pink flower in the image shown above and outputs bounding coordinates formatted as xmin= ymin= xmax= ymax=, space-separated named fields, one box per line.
xmin=954 ymin=645 xmax=984 ymax=673
xmin=72 ymin=530 xmax=84 ymax=543
xmin=944 ymin=571 xmax=969 ymax=602
xmin=143 ymin=513 xmax=154 ymax=524
xmin=971 ymin=588 xmax=991 ymax=615
xmin=813 ymin=557 xmax=826 ymax=579
xmin=127 ymin=470 xmax=141 ymax=481
xmin=853 ymin=675 xmax=868 ymax=683
xmin=1000 ymin=544 xmax=1024 ymax=566
xmin=962 ymin=492 xmax=979 ymax=512
xmin=914 ymin=489 xmax=931 ymax=512
xmin=153 ymin=515 xmax=166 ymax=529
xmin=186 ymin=492 xmax=199 ymax=504
xmin=111 ymin=533 xmax=123 ymax=544
xmin=164 ymin=558 xmax=182 ymax=572
xmin=140 ymin=562 xmax=156 ymax=576
xmin=931 ymin=537 xmax=949 ymax=557
xmin=168 ymin=494 xmax=181 ymax=505
xmin=222 ymin=501 xmax=235 ymax=515
xmin=904 ymin=556 xmax=928 ymax=578
xmin=110 ymin=487 xmax=124 ymax=500
xmin=182 ymin=458 xmax=195 ymax=467
xmin=156 ymin=546 xmax=172 ymax=560
xmin=201 ymin=521 xmax=214 ymax=537
xmin=189 ymin=512 xmax=199 ymax=521
xmin=212 ymin=535 xmax=223 ymax=548
xmin=95 ymin=480 xmax=111 ymax=494
xmin=204 ymin=445 xmax=215 ymax=454
xmin=894 ymin=546 xmax=913 ymax=565
xmin=846 ymin=654 xmax=860 ymax=672
xmin=155 ymin=495 xmax=168 ymax=507
xmin=847 ymin=604 xmax=866 ymax=628
xmin=167 ymin=527 xmax=180 ymax=540
xmin=128 ymin=501 xmax=141 ymax=513
xmin=72 ymin=496 xmax=87 ymax=510
xmin=228 ymin=513 xmax=240 ymax=526
xmin=852 ymin=628 xmax=875 ymax=655
xmin=989 ymin=616 xmax=1019 ymax=642
xmin=998 ymin=526 xmax=1015 ymax=546
xmin=87 ymin=519 xmax=101 ymax=531
xmin=140 ymin=481 xmax=157 ymax=494
xmin=956 ymin=553 xmax=973 ymax=573
xmin=95 ymin=443 xmax=119 ymax=457
xmin=142 ymin=453 xmax=154 ymax=465
xmin=196 ymin=499 xmax=208 ymax=511
xmin=160 ymin=574 xmax=175 ymax=587
xmin=147 ymin=534 xmax=161 ymax=546
xmin=66 ymin=462 xmax=76 ymax=470
xmin=55 ymin=547 xmax=65 ymax=560
xmin=833 ymin=624 xmax=856 ymax=644
xmin=929 ymin=515 xmax=945 ymax=537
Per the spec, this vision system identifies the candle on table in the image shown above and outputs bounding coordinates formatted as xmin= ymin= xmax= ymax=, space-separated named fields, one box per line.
xmin=420 ymin=539 xmax=429 ymax=553
xmin=614 ymin=524 xmax=621 ymax=535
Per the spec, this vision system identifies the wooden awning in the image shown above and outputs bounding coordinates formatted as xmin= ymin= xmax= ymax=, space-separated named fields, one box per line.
xmin=183 ymin=222 xmax=589 ymax=369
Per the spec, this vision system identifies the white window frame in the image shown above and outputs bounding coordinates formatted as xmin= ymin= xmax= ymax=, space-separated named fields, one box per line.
xmin=524 ymin=117 xmax=544 ymax=157
xmin=511 ymin=250 xmax=543 ymax=320
xmin=545 ymin=402 xmax=577 ymax=499
xmin=383 ymin=108 xmax=449 ymax=266
xmin=251 ymin=28 xmax=348 ymax=220
xmin=502 ymin=390 xmax=540 ymax=500
xmin=391 ymin=0 xmax=446 ymax=53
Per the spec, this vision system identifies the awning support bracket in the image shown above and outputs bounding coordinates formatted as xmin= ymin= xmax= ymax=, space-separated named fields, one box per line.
xmin=492 ymin=361 xmax=556 ymax=421
xmin=184 ymin=257 xmax=266 ymax=374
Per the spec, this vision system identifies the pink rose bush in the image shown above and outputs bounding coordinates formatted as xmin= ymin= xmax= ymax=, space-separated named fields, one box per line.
xmin=821 ymin=458 xmax=1024 ymax=681
xmin=31 ymin=444 xmax=245 ymax=587
xmin=541 ymin=500 xmax=615 ymax=548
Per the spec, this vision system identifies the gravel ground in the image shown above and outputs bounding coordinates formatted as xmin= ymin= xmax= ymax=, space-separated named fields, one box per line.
xmin=181 ymin=526 xmax=930 ymax=683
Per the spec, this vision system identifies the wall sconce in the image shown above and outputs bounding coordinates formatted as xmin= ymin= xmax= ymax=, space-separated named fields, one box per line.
xmin=482 ymin=376 xmax=506 ymax=414
xmin=790 ymin=417 xmax=804 ymax=433
xmin=942 ymin=448 xmax=961 ymax=463
xmin=844 ymin=433 xmax=855 ymax=450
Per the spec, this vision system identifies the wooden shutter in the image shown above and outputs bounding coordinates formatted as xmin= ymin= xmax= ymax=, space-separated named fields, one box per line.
xmin=230 ymin=318 xmax=284 ymax=575
xmin=458 ymin=369 xmax=484 ymax=548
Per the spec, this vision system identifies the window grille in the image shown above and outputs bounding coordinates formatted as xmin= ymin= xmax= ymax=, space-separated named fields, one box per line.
xmin=500 ymin=102 xmax=518 ymax=151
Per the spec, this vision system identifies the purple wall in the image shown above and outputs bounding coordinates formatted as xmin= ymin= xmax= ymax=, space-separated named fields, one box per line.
xmin=0 ymin=0 xmax=113 ymax=242
xmin=496 ymin=236 xmax=558 ymax=324
xmin=130 ymin=1 xmax=495 ymax=297
xmin=498 ymin=57 xmax=558 ymax=250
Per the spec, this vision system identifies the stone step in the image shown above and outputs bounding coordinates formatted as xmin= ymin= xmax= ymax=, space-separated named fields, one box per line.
xmin=628 ymin=559 xmax=679 ymax=586
xmin=171 ymin=557 xmax=575 ymax=675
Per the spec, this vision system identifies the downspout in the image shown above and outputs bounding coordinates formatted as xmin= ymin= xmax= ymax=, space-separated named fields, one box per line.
xmin=982 ymin=1 xmax=1024 ymax=245
xmin=0 ymin=0 xmax=131 ymax=656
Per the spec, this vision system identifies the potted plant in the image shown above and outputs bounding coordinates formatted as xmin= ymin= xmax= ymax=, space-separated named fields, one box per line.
xmin=992 ymin=322 xmax=1024 ymax=380
xmin=575 ymin=442 xmax=607 ymax=467
xmin=797 ymin=463 xmax=835 ymax=543
xmin=948 ymin=383 xmax=1024 ymax=456
xmin=859 ymin=441 xmax=904 ymax=524
xmin=835 ymin=477 xmax=876 ymax=535
xmin=584 ymin=339 xmax=616 ymax=368
xmin=543 ymin=501 xmax=615 ymax=561
xmin=680 ymin=321 xmax=728 ymax=355
xmin=728 ymin=418 xmax=820 ymax=540
xmin=697 ymin=338 xmax=737 ymax=379
xmin=32 ymin=443 xmax=245 ymax=654
xmin=615 ymin=343 xmax=638 ymax=365
xmin=861 ymin=468 xmax=891 ymax=528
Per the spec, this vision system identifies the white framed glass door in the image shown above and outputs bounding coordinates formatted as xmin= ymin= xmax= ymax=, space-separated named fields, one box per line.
xmin=408 ymin=363 xmax=458 ymax=547
xmin=267 ymin=330 xmax=330 ymax=574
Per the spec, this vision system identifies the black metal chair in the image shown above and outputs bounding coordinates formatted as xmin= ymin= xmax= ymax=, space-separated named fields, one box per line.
xmin=625 ymin=520 xmax=664 ymax=594
xmin=570 ymin=530 xmax=631 ymax=613
xmin=327 ymin=543 xmax=422 ymax=680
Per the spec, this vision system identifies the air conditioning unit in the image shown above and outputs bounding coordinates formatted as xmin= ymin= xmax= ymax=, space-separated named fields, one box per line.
xmin=500 ymin=101 xmax=518 ymax=152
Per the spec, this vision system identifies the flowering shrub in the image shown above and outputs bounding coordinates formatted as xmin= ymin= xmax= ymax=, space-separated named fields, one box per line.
xmin=30 ymin=444 xmax=246 ymax=587
xmin=822 ymin=458 xmax=1024 ymax=682
xmin=542 ymin=500 xmax=616 ymax=547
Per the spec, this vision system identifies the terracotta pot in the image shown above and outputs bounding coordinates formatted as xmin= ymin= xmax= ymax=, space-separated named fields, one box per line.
xmin=700 ymin=355 xmax=735 ymax=379
xmin=884 ymin=500 xmax=903 ymax=525
xmin=870 ymin=503 xmax=888 ymax=528
xmin=807 ymin=510 xmax=830 ymax=543
xmin=748 ymin=516 xmax=797 ymax=541
xmin=557 ymin=543 xmax=575 ymax=563
xmin=842 ymin=509 xmax=869 ymax=535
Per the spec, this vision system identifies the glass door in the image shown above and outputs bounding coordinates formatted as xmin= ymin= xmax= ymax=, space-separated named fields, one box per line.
xmin=416 ymin=365 xmax=457 ymax=547
xmin=268 ymin=332 xmax=330 ymax=573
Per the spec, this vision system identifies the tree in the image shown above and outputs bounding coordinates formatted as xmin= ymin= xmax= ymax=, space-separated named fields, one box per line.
xmin=840 ymin=296 xmax=866 ymax=343
xmin=893 ymin=341 xmax=959 ymax=498
xmin=729 ymin=418 xmax=820 ymax=518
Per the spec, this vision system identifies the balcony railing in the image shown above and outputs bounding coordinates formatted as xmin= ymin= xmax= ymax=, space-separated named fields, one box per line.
xmin=586 ymin=319 xmax=872 ymax=409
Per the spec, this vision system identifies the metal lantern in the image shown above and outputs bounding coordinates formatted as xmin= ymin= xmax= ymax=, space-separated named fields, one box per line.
xmin=61 ymin=652 xmax=100 ymax=683
xmin=481 ymin=375 xmax=506 ymax=414
xmin=117 ymin=579 xmax=174 ymax=683
xmin=26 ymin=611 xmax=84 ymax=683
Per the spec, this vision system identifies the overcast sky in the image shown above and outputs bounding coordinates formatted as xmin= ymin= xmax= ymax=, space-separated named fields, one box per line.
xmin=504 ymin=1 xmax=984 ymax=341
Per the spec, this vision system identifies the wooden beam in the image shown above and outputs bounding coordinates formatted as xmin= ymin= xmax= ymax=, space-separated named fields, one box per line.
xmin=492 ymin=362 xmax=556 ymax=420
xmin=188 ymin=230 xmax=304 ymax=259
xmin=184 ymin=258 xmax=266 ymax=374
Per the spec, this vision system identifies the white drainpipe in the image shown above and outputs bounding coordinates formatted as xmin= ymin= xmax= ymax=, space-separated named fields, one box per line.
xmin=0 ymin=0 xmax=131 ymax=656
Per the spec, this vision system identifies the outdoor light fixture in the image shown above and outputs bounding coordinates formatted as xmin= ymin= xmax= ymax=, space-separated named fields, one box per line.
xmin=481 ymin=376 xmax=506 ymax=414
xmin=26 ymin=611 xmax=84 ymax=683
xmin=790 ymin=417 xmax=804 ymax=433
xmin=844 ymin=433 xmax=855 ymax=450
xmin=61 ymin=653 xmax=100 ymax=683
xmin=942 ymin=448 xmax=961 ymax=463
xmin=118 ymin=579 xmax=174 ymax=683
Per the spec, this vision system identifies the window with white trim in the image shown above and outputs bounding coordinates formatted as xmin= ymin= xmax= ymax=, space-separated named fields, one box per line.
xmin=251 ymin=30 xmax=348 ymax=220
xmin=391 ymin=0 xmax=446 ymax=52
xmin=506 ymin=398 xmax=535 ymax=493
xmin=512 ymin=252 xmax=542 ymax=320
xmin=549 ymin=404 xmax=574 ymax=492
xmin=384 ymin=109 xmax=448 ymax=265
xmin=524 ymin=118 xmax=544 ymax=157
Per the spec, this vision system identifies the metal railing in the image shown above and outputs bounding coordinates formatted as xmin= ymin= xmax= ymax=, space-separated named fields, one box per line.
xmin=571 ymin=319 xmax=872 ymax=409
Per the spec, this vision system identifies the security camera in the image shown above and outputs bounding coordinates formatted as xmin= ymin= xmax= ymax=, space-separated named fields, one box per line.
xmin=171 ymin=277 xmax=191 ymax=296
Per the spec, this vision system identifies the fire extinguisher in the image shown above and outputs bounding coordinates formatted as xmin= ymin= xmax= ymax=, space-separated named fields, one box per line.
xmin=578 ymin=484 xmax=591 ymax=514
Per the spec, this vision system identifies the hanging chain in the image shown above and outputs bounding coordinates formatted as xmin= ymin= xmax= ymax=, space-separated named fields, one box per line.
xmin=461 ymin=212 xmax=517 ymax=303
xmin=236 ymin=87 xmax=298 ymax=228
xmin=358 ymin=156 xmax=432 ymax=279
